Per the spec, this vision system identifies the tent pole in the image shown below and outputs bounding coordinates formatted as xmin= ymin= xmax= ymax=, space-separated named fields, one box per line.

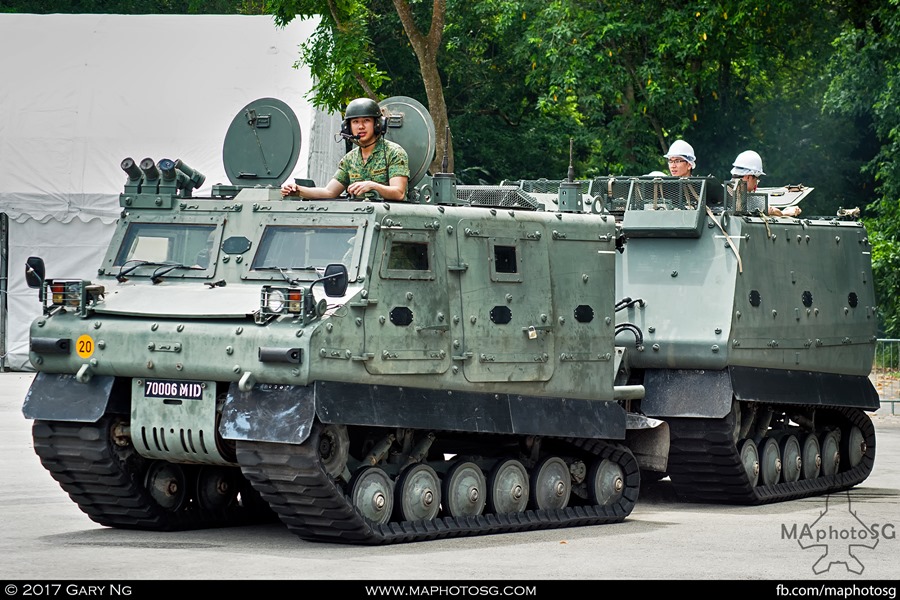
xmin=0 ymin=212 xmax=8 ymax=371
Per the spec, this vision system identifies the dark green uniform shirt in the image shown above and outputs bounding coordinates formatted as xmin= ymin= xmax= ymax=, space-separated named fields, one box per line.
xmin=333 ymin=138 xmax=410 ymax=196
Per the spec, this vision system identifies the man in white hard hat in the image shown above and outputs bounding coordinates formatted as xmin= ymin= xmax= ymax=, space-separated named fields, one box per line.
xmin=664 ymin=139 xmax=695 ymax=177
xmin=731 ymin=150 xmax=801 ymax=217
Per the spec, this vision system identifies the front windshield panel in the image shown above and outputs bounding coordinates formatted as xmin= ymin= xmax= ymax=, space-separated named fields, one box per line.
xmin=113 ymin=223 xmax=219 ymax=271
xmin=251 ymin=225 xmax=359 ymax=274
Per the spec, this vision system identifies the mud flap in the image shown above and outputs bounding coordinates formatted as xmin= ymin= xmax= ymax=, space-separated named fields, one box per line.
xmin=641 ymin=368 xmax=733 ymax=418
xmin=219 ymin=383 xmax=316 ymax=444
xmin=22 ymin=372 xmax=115 ymax=422
xmin=625 ymin=413 xmax=669 ymax=472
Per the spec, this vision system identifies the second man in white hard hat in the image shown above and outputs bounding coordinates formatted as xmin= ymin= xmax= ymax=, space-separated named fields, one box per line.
xmin=731 ymin=150 xmax=801 ymax=217
xmin=664 ymin=139 xmax=696 ymax=177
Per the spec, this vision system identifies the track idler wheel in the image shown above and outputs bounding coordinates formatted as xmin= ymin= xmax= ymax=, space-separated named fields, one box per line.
xmin=738 ymin=439 xmax=760 ymax=487
xmin=820 ymin=431 xmax=841 ymax=476
xmin=144 ymin=461 xmax=188 ymax=511
xmin=487 ymin=458 xmax=529 ymax=514
xmin=758 ymin=438 xmax=782 ymax=486
xmin=350 ymin=466 xmax=394 ymax=525
xmin=801 ymin=434 xmax=822 ymax=480
xmin=442 ymin=461 xmax=486 ymax=517
xmin=395 ymin=463 xmax=441 ymax=521
xmin=780 ymin=435 xmax=802 ymax=483
xmin=529 ymin=456 xmax=571 ymax=510
xmin=196 ymin=466 xmax=240 ymax=511
xmin=588 ymin=458 xmax=625 ymax=506
xmin=843 ymin=426 xmax=866 ymax=468
xmin=317 ymin=424 xmax=349 ymax=479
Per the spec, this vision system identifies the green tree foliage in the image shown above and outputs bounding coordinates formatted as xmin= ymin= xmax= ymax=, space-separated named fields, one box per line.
xmin=824 ymin=0 xmax=900 ymax=336
xmin=266 ymin=0 xmax=452 ymax=173
xmin=515 ymin=0 xmax=875 ymax=205
xmin=422 ymin=0 xmax=584 ymax=181
xmin=267 ymin=0 xmax=387 ymax=110
xmin=3 ymin=0 xmax=895 ymax=332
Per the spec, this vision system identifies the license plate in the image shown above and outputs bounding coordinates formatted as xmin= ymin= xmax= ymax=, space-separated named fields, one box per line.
xmin=144 ymin=379 xmax=205 ymax=400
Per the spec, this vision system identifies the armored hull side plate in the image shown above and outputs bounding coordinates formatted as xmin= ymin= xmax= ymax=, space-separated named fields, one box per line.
xmin=730 ymin=366 xmax=880 ymax=410
xmin=314 ymin=381 xmax=626 ymax=440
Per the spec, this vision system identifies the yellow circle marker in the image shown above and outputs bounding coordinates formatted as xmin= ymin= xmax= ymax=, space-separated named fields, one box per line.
xmin=75 ymin=334 xmax=95 ymax=359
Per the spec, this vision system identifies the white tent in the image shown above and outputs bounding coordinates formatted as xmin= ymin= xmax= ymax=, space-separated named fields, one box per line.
xmin=0 ymin=14 xmax=345 ymax=370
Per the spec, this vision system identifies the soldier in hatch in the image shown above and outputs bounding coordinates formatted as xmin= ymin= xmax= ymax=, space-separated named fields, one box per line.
xmin=281 ymin=98 xmax=410 ymax=201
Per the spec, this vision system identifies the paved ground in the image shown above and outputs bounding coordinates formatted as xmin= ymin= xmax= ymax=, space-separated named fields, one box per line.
xmin=1 ymin=371 xmax=898 ymax=582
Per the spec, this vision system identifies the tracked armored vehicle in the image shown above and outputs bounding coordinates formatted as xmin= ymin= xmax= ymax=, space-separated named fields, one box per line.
xmin=590 ymin=177 xmax=878 ymax=503
xmin=22 ymin=98 xmax=878 ymax=545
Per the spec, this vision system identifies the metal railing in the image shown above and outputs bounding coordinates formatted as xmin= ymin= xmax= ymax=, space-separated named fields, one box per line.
xmin=874 ymin=339 xmax=899 ymax=414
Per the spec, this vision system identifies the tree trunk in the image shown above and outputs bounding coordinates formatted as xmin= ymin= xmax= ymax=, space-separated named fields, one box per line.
xmin=392 ymin=0 xmax=452 ymax=174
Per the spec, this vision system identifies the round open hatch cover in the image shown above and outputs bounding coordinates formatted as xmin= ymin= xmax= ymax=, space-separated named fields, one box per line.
xmin=380 ymin=96 xmax=435 ymax=187
xmin=222 ymin=98 xmax=301 ymax=187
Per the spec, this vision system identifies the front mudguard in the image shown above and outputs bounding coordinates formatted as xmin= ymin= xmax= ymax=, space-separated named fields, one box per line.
xmin=219 ymin=382 xmax=316 ymax=445
xmin=23 ymin=372 xmax=117 ymax=422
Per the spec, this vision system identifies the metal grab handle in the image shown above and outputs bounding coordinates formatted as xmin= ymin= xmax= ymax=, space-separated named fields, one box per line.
xmin=415 ymin=324 xmax=450 ymax=332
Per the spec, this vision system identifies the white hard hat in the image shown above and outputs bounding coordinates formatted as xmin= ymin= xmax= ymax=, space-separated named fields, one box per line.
xmin=664 ymin=139 xmax=696 ymax=168
xmin=645 ymin=171 xmax=667 ymax=176
xmin=731 ymin=150 xmax=765 ymax=177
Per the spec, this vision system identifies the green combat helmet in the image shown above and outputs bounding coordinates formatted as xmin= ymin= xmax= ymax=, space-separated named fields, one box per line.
xmin=342 ymin=98 xmax=386 ymax=137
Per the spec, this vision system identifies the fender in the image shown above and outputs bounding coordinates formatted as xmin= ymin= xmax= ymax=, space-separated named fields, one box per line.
xmin=23 ymin=372 xmax=116 ymax=422
xmin=220 ymin=380 xmax=628 ymax=444
xmin=641 ymin=367 xmax=880 ymax=419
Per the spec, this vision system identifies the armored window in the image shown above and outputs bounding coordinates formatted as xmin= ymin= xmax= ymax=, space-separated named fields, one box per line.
xmin=251 ymin=225 xmax=358 ymax=275
xmin=114 ymin=223 xmax=217 ymax=270
xmin=494 ymin=245 xmax=517 ymax=273
xmin=380 ymin=232 xmax=435 ymax=280
xmin=387 ymin=242 xmax=429 ymax=271
xmin=489 ymin=239 xmax=522 ymax=282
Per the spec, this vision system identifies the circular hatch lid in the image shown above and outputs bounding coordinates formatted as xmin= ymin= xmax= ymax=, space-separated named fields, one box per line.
xmin=380 ymin=96 xmax=435 ymax=187
xmin=222 ymin=98 xmax=301 ymax=187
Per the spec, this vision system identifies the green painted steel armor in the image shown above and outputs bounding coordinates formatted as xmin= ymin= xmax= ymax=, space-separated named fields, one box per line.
xmin=21 ymin=98 xmax=879 ymax=544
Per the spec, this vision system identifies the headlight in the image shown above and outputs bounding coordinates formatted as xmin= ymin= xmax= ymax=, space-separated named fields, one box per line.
xmin=256 ymin=285 xmax=315 ymax=325
xmin=266 ymin=289 xmax=286 ymax=313
xmin=49 ymin=280 xmax=82 ymax=308
xmin=41 ymin=280 xmax=103 ymax=318
xmin=259 ymin=286 xmax=309 ymax=324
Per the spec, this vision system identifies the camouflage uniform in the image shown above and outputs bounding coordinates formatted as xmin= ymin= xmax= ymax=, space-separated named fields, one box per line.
xmin=334 ymin=138 xmax=410 ymax=199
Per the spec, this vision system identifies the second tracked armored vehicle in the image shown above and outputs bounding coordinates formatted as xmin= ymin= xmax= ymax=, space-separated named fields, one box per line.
xmin=594 ymin=176 xmax=878 ymax=503
xmin=22 ymin=97 xmax=878 ymax=545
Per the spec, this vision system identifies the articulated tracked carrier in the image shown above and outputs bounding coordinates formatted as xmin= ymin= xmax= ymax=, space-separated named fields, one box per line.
xmin=23 ymin=98 xmax=878 ymax=544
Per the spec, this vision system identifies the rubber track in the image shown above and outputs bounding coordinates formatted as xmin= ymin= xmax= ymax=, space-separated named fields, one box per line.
xmin=32 ymin=418 xmax=271 ymax=530
xmin=236 ymin=433 xmax=640 ymax=545
xmin=663 ymin=406 xmax=875 ymax=504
